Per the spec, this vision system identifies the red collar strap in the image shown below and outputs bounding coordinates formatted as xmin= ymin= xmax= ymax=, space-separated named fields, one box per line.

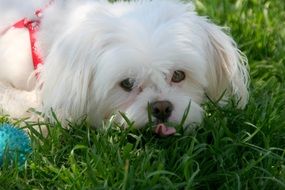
xmin=0 ymin=0 xmax=54 ymax=70
xmin=13 ymin=17 xmax=42 ymax=70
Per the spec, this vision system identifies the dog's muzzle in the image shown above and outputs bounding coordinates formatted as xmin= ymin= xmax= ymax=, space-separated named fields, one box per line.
xmin=150 ymin=100 xmax=176 ymax=137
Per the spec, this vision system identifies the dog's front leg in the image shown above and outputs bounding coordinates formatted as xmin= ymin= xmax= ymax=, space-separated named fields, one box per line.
xmin=0 ymin=82 xmax=40 ymax=119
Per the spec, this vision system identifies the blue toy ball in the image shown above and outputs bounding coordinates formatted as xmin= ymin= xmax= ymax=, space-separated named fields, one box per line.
xmin=0 ymin=123 xmax=32 ymax=166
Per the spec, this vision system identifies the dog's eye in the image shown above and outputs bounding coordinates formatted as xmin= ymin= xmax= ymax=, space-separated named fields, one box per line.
xmin=120 ymin=78 xmax=135 ymax=92
xmin=171 ymin=70 xmax=185 ymax=83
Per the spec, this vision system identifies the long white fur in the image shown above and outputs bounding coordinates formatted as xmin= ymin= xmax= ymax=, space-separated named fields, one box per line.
xmin=0 ymin=0 xmax=249 ymax=128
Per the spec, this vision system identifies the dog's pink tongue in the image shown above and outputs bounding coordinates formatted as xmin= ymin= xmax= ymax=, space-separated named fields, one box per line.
xmin=154 ymin=123 xmax=176 ymax=137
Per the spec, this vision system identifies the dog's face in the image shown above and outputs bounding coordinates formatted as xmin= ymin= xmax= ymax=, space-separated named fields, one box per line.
xmin=41 ymin=1 xmax=248 ymax=135
xmin=92 ymin=34 xmax=206 ymax=130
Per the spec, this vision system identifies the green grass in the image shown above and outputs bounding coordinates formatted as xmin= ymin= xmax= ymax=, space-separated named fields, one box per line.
xmin=1 ymin=0 xmax=285 ymax=189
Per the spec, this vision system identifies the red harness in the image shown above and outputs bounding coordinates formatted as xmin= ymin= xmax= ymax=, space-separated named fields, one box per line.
xmin=0 ymin=3 xmax=52 ymax=70
xmin=12 ymin=13 xmax=42 ymax=70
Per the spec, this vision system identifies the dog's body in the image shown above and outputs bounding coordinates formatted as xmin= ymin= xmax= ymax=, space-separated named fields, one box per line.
xmin=0 ymin=0 xmax=249 ymax=135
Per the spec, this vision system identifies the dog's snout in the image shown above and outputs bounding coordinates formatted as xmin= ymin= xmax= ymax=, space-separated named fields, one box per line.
xmin=150 ymin=101 xmax=173 ymax=121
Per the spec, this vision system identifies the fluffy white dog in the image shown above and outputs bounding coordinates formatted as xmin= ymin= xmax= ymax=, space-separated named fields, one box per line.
xmin=0 ymin=0 xmax=249 ymax=136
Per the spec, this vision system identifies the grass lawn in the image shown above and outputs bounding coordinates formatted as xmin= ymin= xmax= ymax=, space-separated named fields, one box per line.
xmin=0 ymin=0 xmax=285 ymax=189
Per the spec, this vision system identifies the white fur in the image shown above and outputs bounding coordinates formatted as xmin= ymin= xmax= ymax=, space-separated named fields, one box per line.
xmin=0 ymin=0 xmax=249 ymax=129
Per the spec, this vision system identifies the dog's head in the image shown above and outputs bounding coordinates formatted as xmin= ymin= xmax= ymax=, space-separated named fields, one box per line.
xmin=41 ymin=0 xmax=249 ymax=135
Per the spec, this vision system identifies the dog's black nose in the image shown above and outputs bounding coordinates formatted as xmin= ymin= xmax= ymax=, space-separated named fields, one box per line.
xmin=150 ymin=101 xmax=173 ymax=121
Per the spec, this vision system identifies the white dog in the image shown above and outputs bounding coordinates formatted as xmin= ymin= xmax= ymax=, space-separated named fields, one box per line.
xmin=0 ymin=0 xmax=249 ymax=136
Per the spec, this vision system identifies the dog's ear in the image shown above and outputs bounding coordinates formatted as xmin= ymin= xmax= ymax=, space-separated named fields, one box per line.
xmin=199 ymin=18 xmax=249 ymax=108
xmin=40 ymin=26 xmax=97 ymax=122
